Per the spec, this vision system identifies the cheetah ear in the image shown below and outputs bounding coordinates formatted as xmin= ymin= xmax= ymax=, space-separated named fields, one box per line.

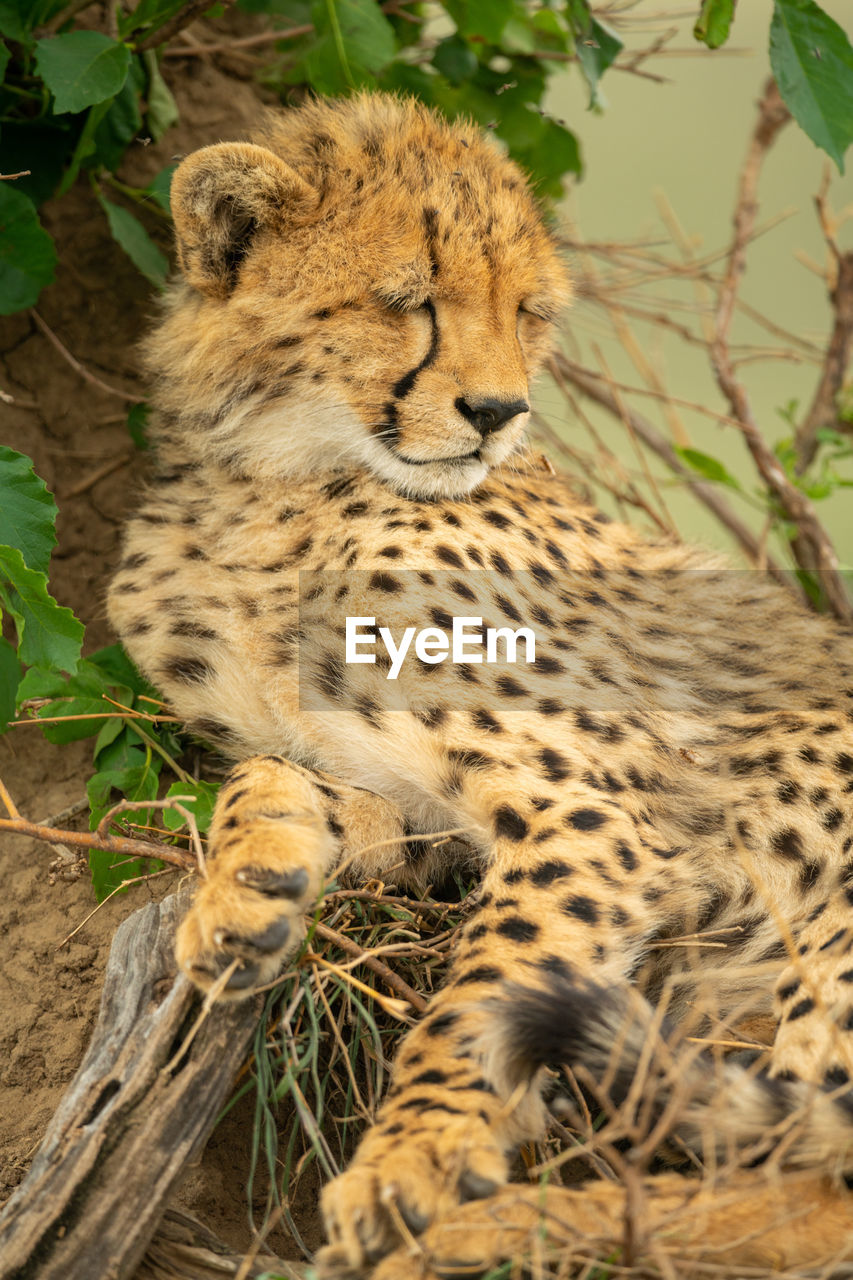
xmin=170 ymin=142 xmax=317 ymax=298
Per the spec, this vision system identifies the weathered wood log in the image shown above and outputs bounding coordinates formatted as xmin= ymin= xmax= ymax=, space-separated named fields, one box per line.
xmin=0 ymin=885 xmax=271 ymax=1280
xmin=134 ymin=1209 xmax=307 ymax=1280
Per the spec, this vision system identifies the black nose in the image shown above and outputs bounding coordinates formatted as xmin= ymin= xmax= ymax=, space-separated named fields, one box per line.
xmin=455 ymin=396 xmax=529 ymax=437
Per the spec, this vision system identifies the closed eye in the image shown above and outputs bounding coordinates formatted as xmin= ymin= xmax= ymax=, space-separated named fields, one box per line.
xmin=378 ymin=294 xmax=431 ymax=315
xmin=518 ymin=301 xmax=557 ymax=323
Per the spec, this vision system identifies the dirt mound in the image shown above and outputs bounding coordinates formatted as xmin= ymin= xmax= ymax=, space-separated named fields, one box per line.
xmin=0 ymin=46 xmax=320 ymax=1259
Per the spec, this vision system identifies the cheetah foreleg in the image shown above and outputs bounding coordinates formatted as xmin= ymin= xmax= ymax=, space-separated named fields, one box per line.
xmin=175 ymin=755 xmax=408 ymax=995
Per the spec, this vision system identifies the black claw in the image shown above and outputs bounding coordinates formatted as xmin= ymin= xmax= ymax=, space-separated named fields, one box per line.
xmin=458 ymin=1171 xmax=499 ymax=1203
xmin=398 ymin=1201 xmax=430 ymax=1234
xmin=245 ymin=916 xmax=292 ymax=954
xmin=223 ymin=960 xmax=261 ymax=990
xmin=194 ymin=952 xmax=262 ymax=990
xmin=236 ymin=865 xmax=310 ymax=899
xmin=215 ymin=916 xmax=291 ymax=957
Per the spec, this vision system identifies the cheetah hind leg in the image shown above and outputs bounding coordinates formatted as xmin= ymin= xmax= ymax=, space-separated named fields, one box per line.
xmin=175 ymin=755 xmax=407 ymax=996
xmin=362 ymin=1170 xmax=853 ymax=1279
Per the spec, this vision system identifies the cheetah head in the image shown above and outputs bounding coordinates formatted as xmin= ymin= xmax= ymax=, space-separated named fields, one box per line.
xmin=157 ymin=94 xmax=569 ymax=500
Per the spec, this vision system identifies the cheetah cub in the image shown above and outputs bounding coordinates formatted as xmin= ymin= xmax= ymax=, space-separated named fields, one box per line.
xmin=109 ymin=94 xmax=853 ymax=1276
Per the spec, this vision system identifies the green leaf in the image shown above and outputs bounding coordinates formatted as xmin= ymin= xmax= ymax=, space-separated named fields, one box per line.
xmin=120 ymin=0 xmax=186 ymax=38
xmin=57 ymin=96 xmax=116 ymax=195
xmin=162 ymin=779 xmax=219 ymax=835
xmin=0 ymin=184 xmax=57 ymax=315
xmin=37 ymin=695 xmax=118 ymax=742
xmin=530 ymin=8 xmax=572 ymax=52
xmin=432 ymin=34 xmax=478 ymax=86
xmin=0 ymin=446 xmax=57 ymax=575
xmin=0 ymin=0 xmax=39 ymax=44
xmin=0 ymin=634 xmax=20 ymax=733
xmin=97 ymin=193 xmax=168 ymax=288
xmin=126 ymin=400 xmax=151 ymax=448
xmin=17 ymin=658 xmax=134 ymax=744
xmin=770 ymin=0 xmax=853 ymax=172
xmin=0 ymin=37 xmax=10 ymax=82
xmin=0 ymin=545 xmax=83 ymax=673
xmin=676 ymin=446 xmax=743 ymax=490
xmin=89 ymin=642 xmax=157 ymax=697
xmin=87 ymin=756 xmax=161 ymax=899
xmin=143 ymin=49 xmax=178 ymax=141
xmin=444 ymin=0 xmax=515 ymax=44
xmin=694 ymin=0 xmax=735 ymax=48
xmin=516 ymin=114 xmax=581 ymax=195
xmin=94 ymin=726 xmax=147 ymax=772
xmin=567 ymin=6 xmax=623 ymax=110
xmin=237 ymin=0 xmax=311 ymax=14
xmin=302 ymin=0 xmax=396 ymax=93
xmin=146 ymin=163 xmax=175 ymax=214
xmin=491 ymin=84 xmax=582 ymax=194
xmin=16 ymin=643 xmax=159 ymax=745
xmin=0 ymin=122 xmax=75 ymax=205
xmin=35 ymin=31 xmax=131 ymax=115
xmin=89 ymin=57 xmax=144 ymax=171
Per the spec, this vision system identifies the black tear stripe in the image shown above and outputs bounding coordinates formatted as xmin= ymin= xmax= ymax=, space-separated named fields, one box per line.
xmin=373 ymin=300 xmax=440 ymax=446
xmin=392 ymin=300 xmax=439 ymax=399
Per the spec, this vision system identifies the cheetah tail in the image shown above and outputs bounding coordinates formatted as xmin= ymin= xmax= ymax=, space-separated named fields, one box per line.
xmin=482 ymin=979 xmax=853 ymax=1174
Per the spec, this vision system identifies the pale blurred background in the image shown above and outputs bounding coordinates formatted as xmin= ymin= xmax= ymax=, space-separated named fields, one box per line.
xmin=538 ymin=1 xmax=852 ymax=564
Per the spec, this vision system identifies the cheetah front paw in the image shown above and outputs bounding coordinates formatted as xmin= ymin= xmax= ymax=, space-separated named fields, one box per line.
xmin=316 ymin=1110 xmax=508 ymax=1277
xmin=176 ymin=774 xmax=335 ymax=996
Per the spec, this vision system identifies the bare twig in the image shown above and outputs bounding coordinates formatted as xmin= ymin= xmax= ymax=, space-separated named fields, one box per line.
xmin=0 ymin=815 xmax=191 ymax=869
xmin=95 ymin=796 xmax=205 ymax=872
xmin=136 ymin=0 xmax=236 ymax=52
xmin=313 ymin=920 xmax=428 ymax=1014
xmin=56 ymin=866 xmax=177 ymax=949
xmin=709 ymin=79 xmax=851 ymax=620
xmin=0 ymin=170 xmax=31 ymax=181
xmin=548 ymin=354 xmax=798 ymax=594
xmin=0 ymin=775 xmax=194 ymax=871
xmin=40 ymin=0 xmax=96 ymax=35
xmin=0 ymin=387 xmax=39 ymax=409
xmin=795 ymin=178 xmax=853 ymax=470
xmin=30 ymin=311 xmax=139 ymax=403
xmin=60 ymin=451 xmax=133 ymax=500
xmin=163 ymin=23 xmax=313 ymax=57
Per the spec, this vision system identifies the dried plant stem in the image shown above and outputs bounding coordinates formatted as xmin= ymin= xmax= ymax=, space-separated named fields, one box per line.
xmin=0 ymin=776 xmax=193 ymax=871
xmin=40 ymin=0 xmax=96 ymax=35
xmin=313 ymin=920 xmax=428 ymax=1014
xmin=60 ymin=452 xmax=133 ymax=499
xmin=549 ymin=354 xmax=797 ymax=593
xmin=56 ymin=866 xmax=177 ymax=949
xmin=710 ymin=79 xmax=851 ymax=620
xmin=795 ymin=176 xmax=853 ymax=470
xmin=30 ymin=310 xmax=139 ymax=403
xmin=136 ymin=0 xmax=235 ymax=52
xmin=164 ymin=23 xmax=313 ymax=56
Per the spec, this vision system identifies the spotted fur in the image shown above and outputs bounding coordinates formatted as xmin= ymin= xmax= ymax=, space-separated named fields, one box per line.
xmin=108 ymin=94 xmax=853 ymax=1276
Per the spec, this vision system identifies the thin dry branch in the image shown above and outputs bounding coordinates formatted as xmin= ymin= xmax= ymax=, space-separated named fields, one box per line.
xmin=313 ymin=919 xmax=429 ymax=1014
xmin=40 ymin=0 xmax=95 ymax=35
xmin=163 ymin=23 xmax=313 ymax=57
xmin=136 ymin=0 xmax=236 ymax=52
xmin=795 ymin=179 xmax=853 ymax=470
xmin=548 ymin=353 xmax=798 ymax=595
xmin=709 ymin=79 xmax=851 ymax=620
xmin=30 ymin=310 xmax=139 ymax=403
xmin=0 ymin=776 xmax=194 ymax=872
